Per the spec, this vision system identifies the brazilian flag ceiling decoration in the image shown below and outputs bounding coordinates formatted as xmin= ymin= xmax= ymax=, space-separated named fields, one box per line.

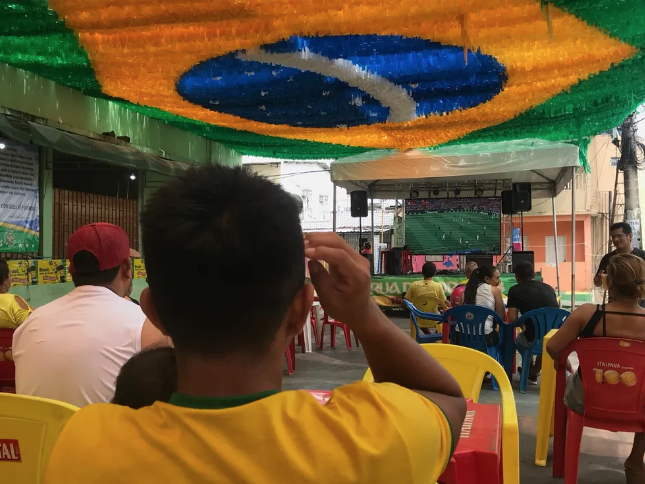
xmin=1 ymin=0 xmax=644 ymax=159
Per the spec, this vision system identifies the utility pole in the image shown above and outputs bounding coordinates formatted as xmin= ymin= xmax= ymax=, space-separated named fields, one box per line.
xmin=619 ymin=113 xmax=642 ymax=248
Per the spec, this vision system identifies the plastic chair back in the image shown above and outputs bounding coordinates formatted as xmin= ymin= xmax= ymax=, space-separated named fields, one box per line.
xmin=450 ymin=284 xmax=466 ymax=307
xmin=561 ymin=337 xmax=645 ymax=426
xmin=0 ymin=329 xmax=15 ymax=387
xmin=443 ymin=305 xmax=503 ymax=352
xmin=515 ymin=308 xmax=569 ymax=355
xmin=362 ymin=344 xmax=519 ymax=484
xmin=0 ymin=393 xmax=78 ymax=483
xmin=403 ymin=299 xmax=442 ymax=344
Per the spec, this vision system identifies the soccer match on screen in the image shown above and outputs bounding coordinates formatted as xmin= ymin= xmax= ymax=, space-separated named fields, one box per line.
xmin=405 ymin=198 xmax=502 ymax=255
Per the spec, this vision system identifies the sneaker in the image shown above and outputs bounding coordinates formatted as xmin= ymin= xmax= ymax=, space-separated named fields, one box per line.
xmin=528 ymin=377 xmax=538 ymax=385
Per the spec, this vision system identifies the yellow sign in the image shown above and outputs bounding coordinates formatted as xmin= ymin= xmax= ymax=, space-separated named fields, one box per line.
xmin=8 ymin=260 xmax=31 ymax=286
xmin=133 ymin=258 xmax=147 ymax=279
xmin=37 ymin=259 xmax=63 ymax=285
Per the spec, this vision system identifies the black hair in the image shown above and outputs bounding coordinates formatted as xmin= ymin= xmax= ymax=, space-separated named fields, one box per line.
xmin=464 ymin=264 xmax=497 ymax=304
xmin=514 ymin=260 xmax=535 ymax=282
xmin=112 ymin=347 xmax=177 ymax=409
xmin=0 ymin=260 xmax=8 ymax=286
xmin=610 ymin=222 xmax=632 ymax=235
xmin=70 ymin=250 xmax=120 ymax=287
xmin=363 ymin=242 xmax=372 ymax=250
xmin=422 ymin=262 xmax=437 ymax=279
xmin=141 ymin=165 xmax=305 ymax=356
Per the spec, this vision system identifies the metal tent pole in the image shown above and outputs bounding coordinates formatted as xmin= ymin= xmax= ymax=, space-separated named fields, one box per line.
xmin=552 ymin=186 xmax=561 ymax=297
xmin=332 ymin=183 xmax=337 ymax=233
xmin=571 ymin=167 xmax=577 ymax=309
xmin=370 ymin=186 xmax=375 ymax=251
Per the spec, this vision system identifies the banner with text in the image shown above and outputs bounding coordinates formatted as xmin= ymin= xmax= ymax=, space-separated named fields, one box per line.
xmin=0 ymin=139 xmax=39 ymax=253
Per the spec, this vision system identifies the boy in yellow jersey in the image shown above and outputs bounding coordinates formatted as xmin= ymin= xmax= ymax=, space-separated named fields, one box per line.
xmin=0 ymin=260 xmax=32 ymax=329
xmin=405 ymin=262 xmax=449 ymax=333
xmin=45 ymin=166 xmax=466 ymax=484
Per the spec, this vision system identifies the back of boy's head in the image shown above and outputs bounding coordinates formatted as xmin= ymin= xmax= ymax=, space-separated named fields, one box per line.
xmin=112 ymin=347 xmax=177 ymax=409
xmin=141 ymin=165 xmax=305 ymax=356
xmin=422 ymin=262 xmax=437 ymax=279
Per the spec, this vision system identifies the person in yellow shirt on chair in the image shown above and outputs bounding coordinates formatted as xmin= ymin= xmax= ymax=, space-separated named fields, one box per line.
xmin=45 ymin=166 xmax=466 ymax=484
xmin=0 ymin=260 xmax=32 ymax=329
xmin=405 ymin=262 xmax=449 ymax=334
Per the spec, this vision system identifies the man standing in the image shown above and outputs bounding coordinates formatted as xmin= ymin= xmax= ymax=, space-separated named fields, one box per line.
xmin=13 ymin=223 xmax=169 ymax=407
xmin=595 ymin=222 xmax=645 ymax=288
xmin=507 ymin=261 xmax=559 ymax=384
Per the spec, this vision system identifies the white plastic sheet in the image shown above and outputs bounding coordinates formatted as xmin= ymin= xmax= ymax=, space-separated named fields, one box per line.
xmin=330 ymin=139 xmax=580 ymax=197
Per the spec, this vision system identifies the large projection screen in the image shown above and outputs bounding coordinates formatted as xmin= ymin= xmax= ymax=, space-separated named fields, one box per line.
xmin=405 ymin=197 xmax=501 ymax=255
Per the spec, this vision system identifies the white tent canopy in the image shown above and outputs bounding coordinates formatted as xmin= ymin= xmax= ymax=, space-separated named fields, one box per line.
xmin=330 ymin=139 xmax=580 ymax=198
xmin=330 ymin=138 xmax=581 ymax=307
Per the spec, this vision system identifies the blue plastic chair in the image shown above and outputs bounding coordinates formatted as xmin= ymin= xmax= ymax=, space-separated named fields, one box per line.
xmin=443 ymin=305 xmax=506 ymax=390
xmin=403 ymin=299 xmax=443 ymax=344
xmin=514 ymin=307 xmax=570 ymax=393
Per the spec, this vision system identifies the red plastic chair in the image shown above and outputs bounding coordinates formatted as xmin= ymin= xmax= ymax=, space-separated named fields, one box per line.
xmin=0 ymin=329 xmax=16 ymax=391
xmin=318 ymin=312 xmax=359 ymax=350
xmin=309 ymin=305 xmax=321 ymax=349
xmin=284 ymin=338 xmax=296 ymax=375
xmin=553 ymin=337 xmax=645 ymax=483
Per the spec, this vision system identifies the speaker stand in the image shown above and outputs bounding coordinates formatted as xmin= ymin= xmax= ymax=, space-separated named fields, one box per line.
xmin=520 ymin=211 xmax=524 ymax=251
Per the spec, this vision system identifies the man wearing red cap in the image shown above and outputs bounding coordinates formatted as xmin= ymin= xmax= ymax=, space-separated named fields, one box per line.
xmin=12 ymin=223 xmax=169 ymax=407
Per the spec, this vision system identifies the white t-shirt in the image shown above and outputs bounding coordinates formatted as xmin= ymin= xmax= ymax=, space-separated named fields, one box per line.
xmin=12 ymin=286 xmax=146 ymax=407
xmin=475 ymin=283 xmax=496 ymax=334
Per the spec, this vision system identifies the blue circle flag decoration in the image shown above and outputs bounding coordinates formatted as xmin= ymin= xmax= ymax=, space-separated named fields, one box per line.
xmin=176 ymin=35 xmax=507 ymax=129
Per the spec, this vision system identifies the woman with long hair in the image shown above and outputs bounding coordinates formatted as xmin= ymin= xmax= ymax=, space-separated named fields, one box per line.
xmin=462 ymin=264 xmax=505 ymax=346
xmin=547 ymin=254 xmax=645 ymax=483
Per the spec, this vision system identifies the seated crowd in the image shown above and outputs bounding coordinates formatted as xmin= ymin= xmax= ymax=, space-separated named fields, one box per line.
xmin=5 ymin=165 xmax=645 ymax=483
xmin=10 ymin=165 xmax=468 ymax=484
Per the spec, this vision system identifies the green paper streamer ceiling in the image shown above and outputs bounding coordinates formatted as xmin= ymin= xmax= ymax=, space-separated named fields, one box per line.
xmin=0 ymin=0 xmax=644 ymax=159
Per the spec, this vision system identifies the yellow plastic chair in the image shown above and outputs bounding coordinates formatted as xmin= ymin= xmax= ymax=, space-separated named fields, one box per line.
xmin=407 ymin=296 xmax=447 ymax=338
xmin=535 ymin=328 xmax=558 ymax=466
xmin=363 ymin=344 xmax=519 ymax=484
xmin=0 ymin=393 xmax=78 ymax=483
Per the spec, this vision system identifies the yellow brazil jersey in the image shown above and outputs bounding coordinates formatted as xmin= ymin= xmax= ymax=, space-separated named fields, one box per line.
xmin=405 ymin=280 xmax=448 ymax=328
xmin=0 ymin=293 xmax=32 ymax=329
xmin=45 ymin=381 xmax=453 ymax=484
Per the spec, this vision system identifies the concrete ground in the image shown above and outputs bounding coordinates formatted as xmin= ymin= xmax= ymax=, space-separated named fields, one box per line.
xmin=284 ymin=317 xmax=634 ymax=484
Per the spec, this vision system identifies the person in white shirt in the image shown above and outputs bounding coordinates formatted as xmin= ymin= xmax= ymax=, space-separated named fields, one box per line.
xmin=13 ymin=222 xmax=170 ymax=407
xmin=462 ymin=264 xmax=505 ymax=347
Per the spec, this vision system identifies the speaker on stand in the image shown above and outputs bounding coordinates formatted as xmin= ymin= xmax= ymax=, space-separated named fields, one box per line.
xmin=512 ymin=183 xmax=532 ymax=251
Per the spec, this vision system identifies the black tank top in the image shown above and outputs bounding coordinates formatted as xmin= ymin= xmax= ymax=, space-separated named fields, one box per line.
xmin=580 ymin=304 xmax=645 ymax=338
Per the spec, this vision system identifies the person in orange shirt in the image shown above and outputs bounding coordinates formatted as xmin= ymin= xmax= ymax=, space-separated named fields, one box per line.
xmin=45 ymin=166 xmax=466 ymax=484
xmin=0 ymin=260 xmax=32 ymax=330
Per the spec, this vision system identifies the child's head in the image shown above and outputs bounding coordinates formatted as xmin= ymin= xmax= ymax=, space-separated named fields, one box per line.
xmin=112 ymin=346 xmax=177 ymax=409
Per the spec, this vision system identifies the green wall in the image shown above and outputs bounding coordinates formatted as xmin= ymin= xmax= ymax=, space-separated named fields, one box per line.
xmin=0 ymin=64 xmax=242 ymax=167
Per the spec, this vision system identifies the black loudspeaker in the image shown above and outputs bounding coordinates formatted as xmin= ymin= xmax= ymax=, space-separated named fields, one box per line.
xmin=501 ymin=190 xmax=516 ymax=214
xmin=501 ymin=189 xmax=532 ymax=214
xmin=513 ymin=191 xmax=532 ymax=211
xmin=385 ymin=249 xmax=402 ymax=275
xmin=512 ymin=251 xmax=535 ymax=272
xmin=466 ymin=255 xmax=494 ymax=268
xmin=512 ymin=182 xmax=532 ymax=211
xmin=350 ymin=191 xmax=368 ymax=218
xmin=513 ymin=182 xmax=532 ymax=195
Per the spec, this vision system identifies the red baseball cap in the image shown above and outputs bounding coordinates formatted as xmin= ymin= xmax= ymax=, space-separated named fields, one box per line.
xmin=67 ymin=223 xmax=139 ymax=274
